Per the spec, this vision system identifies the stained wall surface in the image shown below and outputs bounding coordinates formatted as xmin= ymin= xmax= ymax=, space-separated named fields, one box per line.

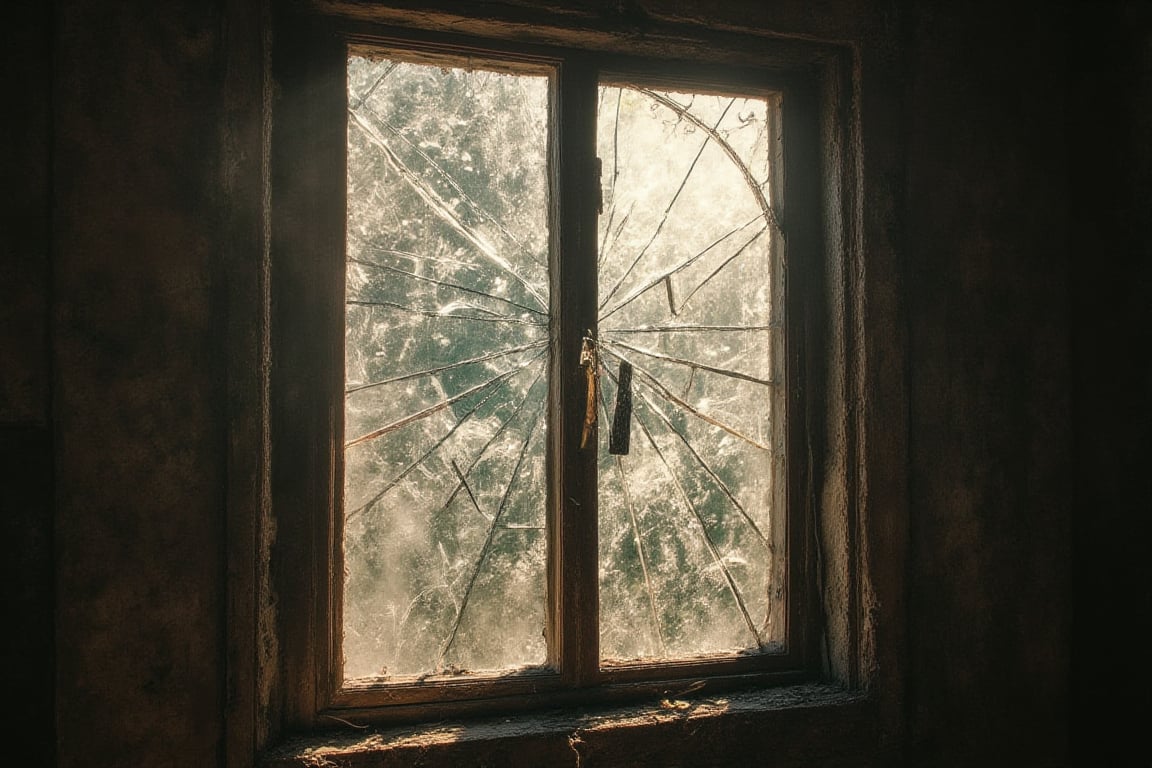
xmin=3 ymin=3 xmax=55 ymax=767
xmin=903 ymin=5 xmax=1071 ymax=765
xmin=1068 ymin=2 xmax=1152 ymax=764
xmin=49 ymin=3 xmax=229 ymax=766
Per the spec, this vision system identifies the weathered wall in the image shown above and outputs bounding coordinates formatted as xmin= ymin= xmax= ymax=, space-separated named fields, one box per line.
xmin=50 ymin=2 xmax=228 ymax=766
xmin=1 ymin=3 xmax=54 ymax=766
xmin=1069 ymin=2 xmax=1152 ymax=764
xmin=5 ymin=0 xmax=1148 ymax=765
xmin=902 ymin=5 xmax=1072 ymax=765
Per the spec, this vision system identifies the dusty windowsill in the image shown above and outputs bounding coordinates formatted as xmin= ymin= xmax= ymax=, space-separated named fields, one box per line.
xmin=261 ymin=683 xmax=876 ymax=767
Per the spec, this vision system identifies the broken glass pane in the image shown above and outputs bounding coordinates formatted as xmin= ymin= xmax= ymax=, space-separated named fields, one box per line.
xmin=343 ymin=55 xmax=551 ymax=681
xmin=596 ymin=85 xmax=786 ymax=662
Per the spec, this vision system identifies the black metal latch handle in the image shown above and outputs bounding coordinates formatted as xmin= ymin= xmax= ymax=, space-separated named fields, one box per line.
xmin=609 ymin=360 xmax=633 ymax=455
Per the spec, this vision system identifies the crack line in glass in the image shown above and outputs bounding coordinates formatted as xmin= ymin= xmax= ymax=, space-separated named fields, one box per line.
xmin=346 ymin=298 xmax=547 ymax=326
xmin=598 ymin=97 xmax=737 ymax=311
xmin=344 ymin=363 xmax=543 ymax=524
xmin=599 ymin=337 xmax=774 ymax=387
xmin=597 ymin=199 xmax=634 ymax=271
xmin=672 ymin=226 xmax=770 ymax=314
xmin=349 ymin=108 xmax=549 ymax=312
xmin=436 ymin=396 xmax=548 ymax=669
xmin=636 ymin=88 xmax=780 ymax=236
xmin=604 ymin=324 xmax=776 ymax=334
xmin=346 ymin=339 xmax=547 ymax=394
xmin=350 ymin=60 xmax=399 ymax=110
xmin=604 ymin=361 xmax=771 ymax=547
xmin=348 ymin=256 xmax=548 ymax=317
xmin=356 ymin=104 xmax=548 ymax=270
xmin=392 ymin=365 xmax=546 ymax=530
xmin=451 ymin=458 xmax=493 ymax=522
xmin=597 ymin=383 xmax=668 ymax=656
xmin=615 ymin=366 xmax=765 ymax=649
xmin=599 ymin=346 xmax=771 ymax=452
xmin=598 ymin=212 xmax=766 ymax=323
xmin=352 ymin=241 xmax=536 ymax=281
xmin=345 ymin=356 xmax=542 ymax=448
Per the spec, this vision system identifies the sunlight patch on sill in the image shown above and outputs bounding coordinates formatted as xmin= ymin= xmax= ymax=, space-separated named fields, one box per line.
xmin=262 ymin=683 xmax=872 ymax=767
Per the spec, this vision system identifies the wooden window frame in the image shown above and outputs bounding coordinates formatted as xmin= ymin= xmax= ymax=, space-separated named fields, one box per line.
xmin=268 ymin=4 xmax=829 ymax=730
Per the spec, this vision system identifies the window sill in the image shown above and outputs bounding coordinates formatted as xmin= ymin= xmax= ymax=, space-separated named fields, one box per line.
xmin=261 ymin=683 xmax=876 ymax=767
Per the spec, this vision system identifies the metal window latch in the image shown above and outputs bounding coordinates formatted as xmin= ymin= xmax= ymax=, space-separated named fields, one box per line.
xmin=609 ymin=360 xmax=633 ymax=456
xmin=579 ymin=333 xmax=598 ymax=450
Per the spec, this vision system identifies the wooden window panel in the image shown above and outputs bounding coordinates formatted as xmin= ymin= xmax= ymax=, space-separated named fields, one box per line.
xmin=270 ymin=12 xmax=822 ymax=727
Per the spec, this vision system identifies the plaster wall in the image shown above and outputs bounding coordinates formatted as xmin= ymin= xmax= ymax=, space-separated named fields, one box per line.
xmin=903 ymin=5 xmax=1070 ymax=765
xmin=1068 ymin=2 xmax=1152 ymax=763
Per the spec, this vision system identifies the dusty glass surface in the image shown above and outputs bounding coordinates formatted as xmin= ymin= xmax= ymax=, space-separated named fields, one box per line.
xmin=596 ymin=85 xmax=786 ymax=662
xmin=343 ymin=55 xmax=551 ymax=680
xmin=343 ymin=55 xmax=785 ymax=681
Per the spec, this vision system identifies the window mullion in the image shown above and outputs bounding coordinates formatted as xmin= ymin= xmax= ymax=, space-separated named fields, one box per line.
xmin=547 ymin=56 xmax=601 ymax=686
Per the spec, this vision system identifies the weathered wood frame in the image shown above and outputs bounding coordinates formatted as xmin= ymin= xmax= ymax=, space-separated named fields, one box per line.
xmin=265 ymin=1 xmax=844 ymax=734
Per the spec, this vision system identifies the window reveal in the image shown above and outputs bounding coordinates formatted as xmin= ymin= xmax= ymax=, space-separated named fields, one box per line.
xmin=342 ymin=51 xmax=787 ymax=687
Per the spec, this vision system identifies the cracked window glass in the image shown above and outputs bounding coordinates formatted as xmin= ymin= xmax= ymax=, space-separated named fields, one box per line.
xmin=596 ymin=85 xmax=786 ymax=662
xmin=344 ymin=56 xmax=551 ymax=680
xmin=342 ymin=54 xmax=787 ymax=684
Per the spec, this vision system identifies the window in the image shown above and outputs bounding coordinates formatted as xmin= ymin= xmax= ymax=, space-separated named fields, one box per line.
xmin=271 ymin=19 xmax=823 ymax=726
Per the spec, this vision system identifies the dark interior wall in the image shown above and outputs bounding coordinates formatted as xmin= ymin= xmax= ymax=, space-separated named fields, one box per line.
xmin=2 ymin=2 xmax=54 ymax=766
xmin=903 ymin=5 xmax=1071 ymax=766
xmin=1069 ymin=2 xmax=1152 ymax=764
xmin=3 ymin=0 xmax=1148 ymax=765
xmin=50 ymin=1 xmax=229 ymax=765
